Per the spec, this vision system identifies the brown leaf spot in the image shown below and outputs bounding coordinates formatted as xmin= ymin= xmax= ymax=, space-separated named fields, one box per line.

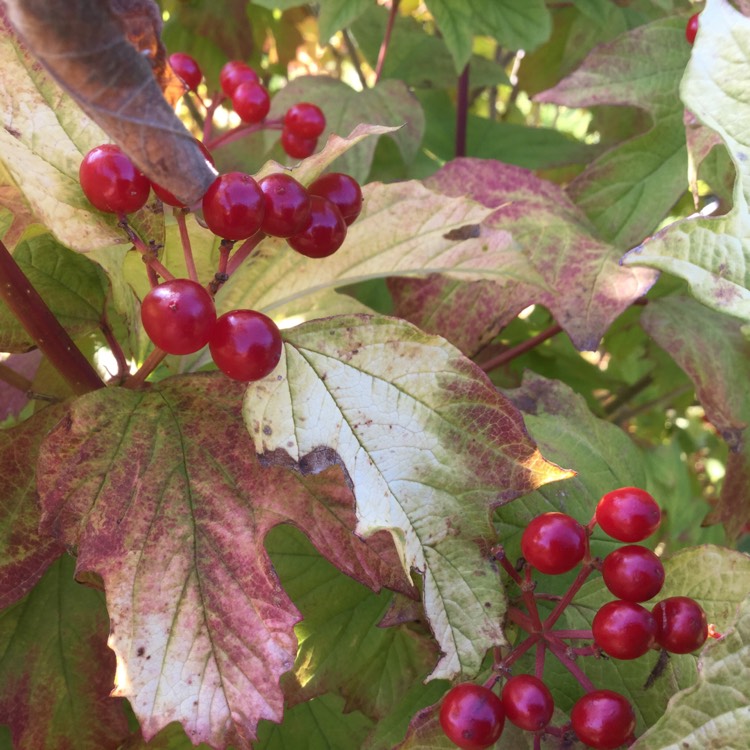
xmin=443 ymin=224 xmax=481 ymax=241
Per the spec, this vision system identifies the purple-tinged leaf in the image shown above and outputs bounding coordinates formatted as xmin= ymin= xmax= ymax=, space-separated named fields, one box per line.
xmin=0 ymin=351 xmax=40 ymax=421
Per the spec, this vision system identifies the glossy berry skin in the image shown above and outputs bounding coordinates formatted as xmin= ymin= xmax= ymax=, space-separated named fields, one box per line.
xmin=602 ymin=545 xmax=665 ymax=602
xmin=79 ymin=144 xmax=151 ymax=214
xmin=169 ymin=52 xmax=202 ymax=91
xmin=592 ymin=600 xmax=657 ymax=660
xmin=596 ymin=487 xmax=661 ymax=543
xmin=571 ymin=690 xmax=636 ymax=750
xmin=152 ymin=139 xmax=215 ymax=207
xmin=209 ymin=310 xmax=282 ymax=381
xmin=520 ymin=512 xmax=587 ymax=575
xmin=280 ymin=128 xmax=318 ymax=159
xmin=686 ymin=12 xmax=700 ymax=44
xmin=202 ymin=172 xmax=265 ymax=240
xmin=288 ymin=196 xmax=347 ymax=258
xmin=439 ymin=683 xmax=505 ymax=750
xmin=308 ymin=172 xmax=363 ymax=226
xmin=501 ymin=675 xmax=554 ymax=732
xmin=284 ymin=102 xmax=326 ymax=138
xmin=653 ymin=596 xmax=708 ymax=654
xmin=141 ymin=280 xmax=216 ymax=355
xmin=232 ymin=81 xmax=271 ymax=124
xmin=219 ymin=60 xmax=259 ymax=97
xmin=258 ymin=173 xmax=311 ymax=237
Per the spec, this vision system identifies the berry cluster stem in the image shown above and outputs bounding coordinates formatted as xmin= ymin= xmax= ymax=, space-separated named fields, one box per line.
xmin=118 ymin=218 xmax=175 ymax=282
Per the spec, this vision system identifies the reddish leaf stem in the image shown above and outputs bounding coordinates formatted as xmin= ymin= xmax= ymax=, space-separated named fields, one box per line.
xmin=124 ymin=347 xmax=167 ymax=389
xmin=455 ymin=64 xmax=469 ymax=158
xmin=176 ymin=209 xmax=199 ymax=283
xmin=0 ymin=239 xmax=105 ymax=395
xmin=375 ymin=0 xmax=400 ymax=84
xmin=119 ymin=218 xmax=175 ymax=282
xmin=205 ymin=118 xmax=283 ymax=151
xmin=0 ymin=361 xmax=33 ymax=393
xmin=480 ymin=323 xmax=563 ymax=372
xmin=209 ymin=239 xmax=235 ymax=295
xmin=552 ymin=629 xmax=595 ymax=640
xmin=546 ymin=638 xmax=596 ymax=692
xmin=225 ymin=231 xmax=266 ymax=276
xmin=543 ymin=560 xmax=595 ymax=631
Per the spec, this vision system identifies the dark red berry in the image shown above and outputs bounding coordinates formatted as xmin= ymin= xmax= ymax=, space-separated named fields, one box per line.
xmin=686 ymin=12 xmax=700 ymax=44
xmin=232 ymin=81 xmax=271 ymax=124
xmin=653 ymin=596 xmax=708 ymax=654
xmin=602 ymin=545 xmax=665 ymax=602
xmin=592 ymin=600 xmax=657 ymax=660
xmin=501 ymin=675 xmax=554 ymax=732
xmin=152 ymin=139 xmax=215 ymax=208
xmin=280 ymin=128 xmax=318 ymax=159
xmin=308 ymin=172 xmax=363 ymax=226
xmin=571 ymin=690 xmax=636 ymax=750
xmin=287 ymin=196 xmax=347 ymax=258
xmin=596 ymin=487 xmax=661 ymax=542
xmin=258 ymin=173 xmax=311 ymax=237
xmin=141 ymin=279 xmax=216 ymax=355
xmin=439 ymin=683 xmax=505 ymax=750
xmin=79 ymin=144 xmax=150 ymax=214
xmin=520 ymin=512 xmax=587 ymax=575
xmin=202 ymin=172 xmax=265 ymax=240
xmin=209 ymin=309 xmax=282 ymax=381
xmin=219 ymin=60 xmax=259 ymax=97
xmin=284 ymin=102 xmax=326 ymax=138
xmin=169 ymin=52 xmax=202 ymax=91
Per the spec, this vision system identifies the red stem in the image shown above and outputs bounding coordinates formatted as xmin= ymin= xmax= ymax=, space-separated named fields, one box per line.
xmin=119 ymin=218 xmax=175 ymax=282
xmin=543 ymin=560 xmax=595 ymax=631
xmin=124 ymin=347 xmax=167 ymax=389
xmin=375 ymin=0 xmax=400 ymax=84
xmin=205 ymin=118 xmax=283 ymax=151
xmin=546 ymin=638 xmax=596 ymax=693
xmin=455 ymin=64 xmax=469 ymax=158
xmin=225 ymin=231 xmax=266 ymax=276
xmin=176 ymin=210 xmax=199 ymax=283
xmin=480 ymin=323 xmax=563 ymax=372
xmin=0 ymin=239 xmax=104 ymax=395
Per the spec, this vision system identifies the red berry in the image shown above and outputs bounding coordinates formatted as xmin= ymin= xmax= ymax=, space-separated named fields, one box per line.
xmin=169 ymin=52 xmax=202 ymax=91
xmin=596 ymin=487 xmax=661 ymax=542
xmin=219 ymin=60 xmax=259 ymax=97
xmin=209 ymin=310 xmax=282 ymax=381
xmin=284 ymin=102 xmax=326 ymax=138
xmin=686 ymin=12 xmax=700 ymax=44
xmin=602 ymin=545 xmax=665 ymax=602
xmin=501 ymin=675 xmax=554 ymax=732
xmin=280 ymin=128 xmax=318 ymax=159
xmin=258 ymin=173 xmax=311 ymax=237
xmin=308 ymin=172 xmax=363 ymax=226
xmin=287 ymin=196 xmax=347 ymax=258
xmin=152 ymin=139 xmax=215 ymax=208
xmin=571 ymin=691 xmax=636 ymax=750
xmin=232 ymin=81 xmax=271 ymax=124
xmin=79 ymin=144 xmax=150 ymax=214
xmin=653 ymin=596 xmax=708 ymax=654
xmin=202 ymin=172 xmax=265 ymax=240
xmin=592 ymin=600 xmax=657 ymax=660
xmin=520 ymin=512 xmax=587 ymax=575
xmin=439 ymin=683 xmax=505 ymax=750
xmin=141 ymin=279 xmax=216 ymax=355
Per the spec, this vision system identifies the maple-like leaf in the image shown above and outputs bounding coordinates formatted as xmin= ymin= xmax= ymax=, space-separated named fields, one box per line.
xmin=244 ymin=314 xmax=573 ymax=682
xmin=36 ymin=375 xmax=413 ymax=749
xmin=623 ymin=0 xmax=750 ymax=322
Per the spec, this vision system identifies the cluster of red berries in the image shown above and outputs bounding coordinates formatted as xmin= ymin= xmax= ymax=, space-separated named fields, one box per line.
xmin=439 ymin=487 xmax=713 ymax=750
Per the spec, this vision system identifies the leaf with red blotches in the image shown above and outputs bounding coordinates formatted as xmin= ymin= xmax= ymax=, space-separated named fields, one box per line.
xmin=389 ymin=158 xmax=656 ymax=354
xmin=0 ymin=554 xmax=130 ymax=750
xmin=0 ymin=404 xmax=65 ymax=609
xmin=36 ymin=374 xmax=413 ymax=749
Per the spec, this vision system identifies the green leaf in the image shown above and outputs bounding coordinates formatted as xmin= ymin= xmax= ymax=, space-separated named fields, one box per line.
xmin=0 ymin=554 xmax=130 ymax=749
xmin=244 ymin=315 xmax=574 ymax=680
xmin=318 ymin=0 xmax=372 ymax=43
xmin=622 ymin=0 xmax=750 ymax=321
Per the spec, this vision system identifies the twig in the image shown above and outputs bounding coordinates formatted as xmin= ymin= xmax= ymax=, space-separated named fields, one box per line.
xmin=118 ymin=218 xmax=175 ymax=282
xmin=456 ymin=64 xmax=469 ymax=158
xmin=342 ymin=28 xmax=368 ymax=89
xmin=480 ymin=324 xmax=563 ymax=372
xmin=375 ymin=0 xmax=399 ymax=84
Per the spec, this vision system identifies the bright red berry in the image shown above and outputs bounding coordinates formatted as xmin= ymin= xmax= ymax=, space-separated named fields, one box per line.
xmin=596 ymin=487 xmax=661 ymax=542
xmin=501 ymin=675 xmax=554 ymax=732
xmin=152 ymin=139 xmax=215 ymax=208
xmin=439 ymin=683 xmax=505 ymax=750
xmin=284 ymin=102 xmax=326 ymax=138
xmin=653 ymin=596 xmax=708 ymax=654
xmin=258 ymin=173 xmax=311 ymax=237
xmin=308 ymin=172 xmax=363 ymax=226
xmin=202 ymin=172 xmax=265 ymax=240
xmin=209 ymin=309 xmax=282 ymax=381
xmin=219 ymin=60 xmax=259 ymax=97
xmin=287 ymin=196 xmax=347 ymax=258
xmin=232 ymin=81 xmax=271 ymax=124
xmin=571 ymin=691 xmax=636 ymax=750
xmin=520 ymin=512 xmax=587 ymax=575
xmin=141 ymin=279 xmax=216 ymax=355
xmin=592 ymin=600 xmax=657 ymax=660
xmin=686 ymin=12 xmax=700 ymax=44
xmin=280 ymin=128 xmax=318 ymax=159
xmin=169 ymin=52 xmax=202 ymax=91
xmin=602 ymin=545 xmax=665 ymax=602
xmin=79 ymin=144 xmax=150 ymax=214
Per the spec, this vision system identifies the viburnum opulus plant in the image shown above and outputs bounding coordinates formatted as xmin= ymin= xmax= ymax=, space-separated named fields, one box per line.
xmin=2 ymin=0 xmax=750 ymax=749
